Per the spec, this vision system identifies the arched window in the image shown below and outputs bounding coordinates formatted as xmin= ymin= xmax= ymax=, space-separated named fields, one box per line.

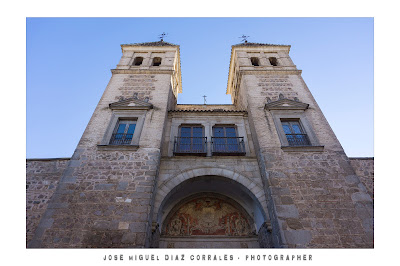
xmin=152 ymin=57 xmax=162 ymax=66
xmin=269 ymin=57 xmax=278 ymax=66
xmin=133 ymin=57 xmax=143 ymax=66
xmin=250 ymin=57 xmax=260 ymax=66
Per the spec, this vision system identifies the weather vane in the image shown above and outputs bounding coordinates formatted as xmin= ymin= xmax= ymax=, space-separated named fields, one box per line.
xmin=239 ymin=34 xmax=250 ymax=43
xmin=202 ymin=95 xmax=207 ymax=105
xmin=159 ymin=32 xmax=168 ymax=41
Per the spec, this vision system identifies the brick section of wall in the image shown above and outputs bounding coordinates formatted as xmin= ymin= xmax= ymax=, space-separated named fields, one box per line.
xmin=26 ymin=158 xmax=69 ymax=246
xmin=349 ymin=158 xmax=374 ymax=200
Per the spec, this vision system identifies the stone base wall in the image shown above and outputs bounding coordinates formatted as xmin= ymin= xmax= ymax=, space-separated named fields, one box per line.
xmin=27 ymin=147 xmax=161 ymax=248
xmin=349 ymin=158 xmax=374 ymax=200
xmin=26 ymin=158 xmax=70 ymax=246
xmin=262 ymin=149 xmax=374 ymax=248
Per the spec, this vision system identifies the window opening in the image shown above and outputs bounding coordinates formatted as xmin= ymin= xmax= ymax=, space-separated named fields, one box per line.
xmin=269 ymin=57 xmax=278 ymax=66
xmin=212 ymin=126 xmax=245 ymax=154
xmin=109 ymin=120 xmax=136 ymax=145
xmin=250 ymin=57 xmax=260 ymax=66
xmin=133 ymin=57 xmax=143 ymax=66
xmin=174 ymin=126 xmax=206 ymax=155
xmin=152 ymin=57 xmax=162 ymax=66
xmin=281 ymin=120 xmax=311 ymax=146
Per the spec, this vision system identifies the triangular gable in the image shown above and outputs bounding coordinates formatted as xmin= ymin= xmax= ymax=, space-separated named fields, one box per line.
xmin=265 ymin=98 xmax=309 ymax=111
xmin=109 ymin=97 xmax=153 ymax=110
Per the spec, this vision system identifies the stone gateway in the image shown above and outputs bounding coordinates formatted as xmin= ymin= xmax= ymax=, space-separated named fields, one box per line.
xmin=26 ymin=40 xmax=373 ymax=248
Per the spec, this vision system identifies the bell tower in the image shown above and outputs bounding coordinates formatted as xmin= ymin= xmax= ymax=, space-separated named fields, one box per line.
xmin=227 ymin=42 xmax=373 ymax=248
xmin=28 ymin=40 xmax=182 ymax=248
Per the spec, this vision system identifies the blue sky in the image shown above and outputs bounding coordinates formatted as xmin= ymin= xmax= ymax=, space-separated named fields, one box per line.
xmin=26 ymin=17 xmax=373 ymax=158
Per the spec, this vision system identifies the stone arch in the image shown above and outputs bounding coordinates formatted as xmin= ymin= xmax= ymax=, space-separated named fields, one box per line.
xmin=154 ymin=167 xmax=267 ymax=219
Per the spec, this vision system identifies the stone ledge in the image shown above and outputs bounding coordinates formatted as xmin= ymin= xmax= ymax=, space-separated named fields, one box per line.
xmin=111 ymin=69 xmax=174 ymax=75
xmin=97 ymin=144 xmax=140 ymax=151
xmin=26 ymin=157 xmax=71 ymax=161
xmin=281 ymin=146 xmax=324 ymax=152
xmin=241 ymin=69 xmax=302 ymax=75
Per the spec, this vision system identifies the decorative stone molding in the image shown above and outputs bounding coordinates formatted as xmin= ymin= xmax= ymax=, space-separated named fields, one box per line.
xmin=111 ymin=69 xmax=174 ymax=75
xmin=109 ymin=97 xmax=153 ymax=110
xmin=241 ymin=70 xmax=302 ymax=75
xmin=280 ymin=146 xmax=324 ymax=152
xmin=265 ymin=98 xmax=309 ymax=111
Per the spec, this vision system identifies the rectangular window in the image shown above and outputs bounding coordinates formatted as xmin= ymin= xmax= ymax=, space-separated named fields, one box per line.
xmin=212 ymin=126 xmax=245 ymax=155
xmin=174 ymin=126 xmax=206 ymax=155
xmin=109 ymin=120 xmax=136 ymax=145
xmin=281 ymin=120 xmax=311 ymax=146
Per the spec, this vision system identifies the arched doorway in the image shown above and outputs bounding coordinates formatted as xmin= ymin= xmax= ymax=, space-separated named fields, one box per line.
xmin=153 ymin=175 xmax=273 ymax=248
xmin=159 ymin=192 xmax=259 ymax=248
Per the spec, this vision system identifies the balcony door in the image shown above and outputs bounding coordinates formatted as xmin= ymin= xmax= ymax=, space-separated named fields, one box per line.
xmin=213 ymin=126 xmax=239 ymax=153
xmin=177 ymin=126 xmax=205 ymax=154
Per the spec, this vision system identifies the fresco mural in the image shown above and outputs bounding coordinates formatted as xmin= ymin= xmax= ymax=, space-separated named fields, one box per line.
xmin=163 ymin=196 xmax=254 ymax=236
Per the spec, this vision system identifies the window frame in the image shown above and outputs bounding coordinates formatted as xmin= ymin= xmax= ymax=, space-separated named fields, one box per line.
xmin=280 ymin=119 xmax=311 ymax=147
xmin=109 ymin=119 xmax=137 ymax=145
xmin=99 ymin=110 xmax=147 ymax=148
xmin=174 ymin=124 xmax=206 ymax=155
xmin=270 ymin=111 xmax=323 ymax=151
xmin=212 ymin=124 xmax=246 ymax=155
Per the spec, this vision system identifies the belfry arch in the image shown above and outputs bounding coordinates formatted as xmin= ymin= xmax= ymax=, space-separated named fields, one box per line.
xmin=151 ymin=169 xmax=274 ymax=248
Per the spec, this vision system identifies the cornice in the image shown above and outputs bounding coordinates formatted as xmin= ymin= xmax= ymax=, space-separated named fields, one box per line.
xmin=111 ymin=69 xmax=174 ymax=75
xmin=240 ymin=69 xmax=302 ymax=75
xmin=169 ymin=110 xmax=247 ymax=114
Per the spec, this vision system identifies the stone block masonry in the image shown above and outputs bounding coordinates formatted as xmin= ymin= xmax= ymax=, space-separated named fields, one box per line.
xmin=28 ymin=148 xmax=161 ymax=248
xmin=349 ymin=158 xmax=374 ymax=200
xmin=26 ymin=158 xmax=69 ymax=246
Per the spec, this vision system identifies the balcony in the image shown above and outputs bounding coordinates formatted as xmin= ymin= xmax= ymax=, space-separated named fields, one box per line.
xmin=109 ymin=133 xmax=133 ymax=145
xmin=285 ymin=134 xmax=311 ymax=146
xmin=211 ymin=137 xmax=246 ymax=156
xmin=173 ymin=137 xmax=207 ymax=156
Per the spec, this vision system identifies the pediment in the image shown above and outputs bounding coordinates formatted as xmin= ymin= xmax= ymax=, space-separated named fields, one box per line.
xmin=264 ymin=98 xmax=309 ymax=110
xmin=109 ymin=97 xmax=153 ymax=110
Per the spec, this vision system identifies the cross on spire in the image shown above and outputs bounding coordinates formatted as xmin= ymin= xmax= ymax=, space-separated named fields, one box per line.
xmin=239 ymin=34 xmax=250 ymax=43
xmin=202 ymin=95 xmax=207 ymax=105
xmin=159 ymin=32 xmax=167 ymax=41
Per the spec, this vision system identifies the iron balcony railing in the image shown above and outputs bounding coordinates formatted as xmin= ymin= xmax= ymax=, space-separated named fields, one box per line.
xmin=173 ymin=137 xmax=207 ymax=156
xmin=109 ymin=133 xmax=133 ymax=145
xmin=285 ymin=134 xmax=311 ymax=146
xmin=211 ymin=137 xmax=246 ymax=156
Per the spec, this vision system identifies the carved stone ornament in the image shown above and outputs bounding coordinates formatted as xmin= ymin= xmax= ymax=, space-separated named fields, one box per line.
xmin=264 ymin=98 xmax=309 ymax=111
xmin=163 ymin=196 xmax=253 ymax=237
xmin=109 ymin=97 xmax=153 ymax=110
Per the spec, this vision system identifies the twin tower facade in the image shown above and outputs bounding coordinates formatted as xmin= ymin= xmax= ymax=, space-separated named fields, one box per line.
xmin=26 ymin=40 xmax=374 ymax=248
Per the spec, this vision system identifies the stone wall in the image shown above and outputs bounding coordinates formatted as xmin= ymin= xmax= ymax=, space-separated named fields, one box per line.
xmin=349 ymin=158 xmax=374 ymax=200
xmin=235 ymin=46 xmax=374 ymax=248
xmin=26 ymin=158 xmax=69 ymax=246
xmin=27 ymin=44 xmax=180 ymax=248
